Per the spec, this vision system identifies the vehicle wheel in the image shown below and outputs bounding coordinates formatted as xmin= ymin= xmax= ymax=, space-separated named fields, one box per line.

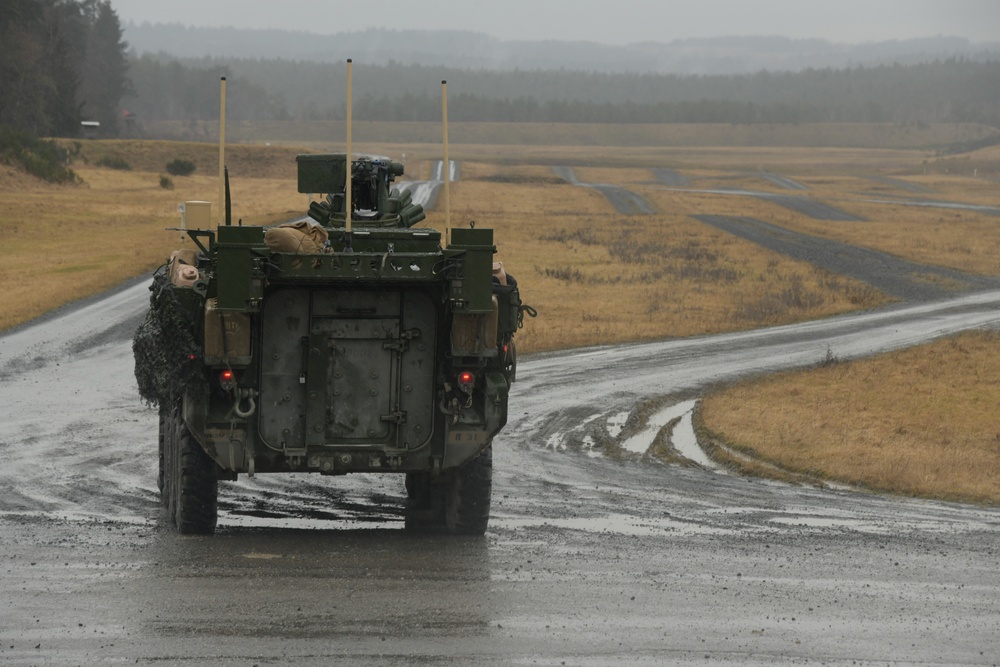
xmin=403 ymin=472 xmax=444 ymax=531
xmin=157 ymin=405 xmax=168 ymax=505
xmin=172 ymin=410 xmax=218 ymax=535
xmin=161 ymin=402 xmax=179 ymax=515
xmin=443 ymin=444 xmax=492 ymax=536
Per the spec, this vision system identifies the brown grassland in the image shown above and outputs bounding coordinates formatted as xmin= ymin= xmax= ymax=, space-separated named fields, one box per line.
xmin=2 ymin=124 xmax=999 ymax=504
xmin=698 ymin=330 xmax=1000 ymax=505
xmin=0 ymin=141 xmax=306 ymax=331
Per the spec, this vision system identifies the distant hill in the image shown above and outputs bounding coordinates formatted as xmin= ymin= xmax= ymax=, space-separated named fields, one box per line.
xmin=123 ymin=23 xmax=1000 ymax=74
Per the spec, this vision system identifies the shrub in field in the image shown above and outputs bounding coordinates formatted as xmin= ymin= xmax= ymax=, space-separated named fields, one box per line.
xmin=97 ymin=156 xmax=131 ymax=170
xmin=540 ymin=266 xmax=586 ymax=282
xmin=159 ymin=175 xmax=174 ymax=189
xmin=0 ymin=125 xmax=77 ymax=183
xmin=165 ymin=158 xmax=196 ymax=176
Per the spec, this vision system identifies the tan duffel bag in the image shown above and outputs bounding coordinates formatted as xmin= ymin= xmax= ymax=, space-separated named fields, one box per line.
xmin=264 ymin=220 xmax=328 ymax=253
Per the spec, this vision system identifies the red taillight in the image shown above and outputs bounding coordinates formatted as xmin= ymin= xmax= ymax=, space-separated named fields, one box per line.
xmin=457 ymin=370 xmax=475 ymax=393
xmin=219 ymin=369 xmax=236 ymax=391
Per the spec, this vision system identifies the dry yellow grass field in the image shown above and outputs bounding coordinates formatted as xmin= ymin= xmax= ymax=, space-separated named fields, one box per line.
xmin=0 ymin=141 xmax=307 ymax=331
xmin=2 ymin=138 xmax=902 ymax=346
xmin=698 ymin=330 xmax=1000 ymax=505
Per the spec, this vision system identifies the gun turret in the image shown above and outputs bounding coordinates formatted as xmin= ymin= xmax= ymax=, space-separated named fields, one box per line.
xmin=298 ymin=154 xmax=424 ymax=228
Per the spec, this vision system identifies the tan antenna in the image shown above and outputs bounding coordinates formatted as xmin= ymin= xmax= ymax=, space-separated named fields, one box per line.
xmin=218 ymin=76 xmax=227 ymax=226
xmin=345 ymin=59 xmax=353 ymax=235
xmin=441 ymin=80 xmax=450 ymax=245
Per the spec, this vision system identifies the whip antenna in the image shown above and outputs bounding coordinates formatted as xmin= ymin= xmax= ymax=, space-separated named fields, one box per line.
xmin=218 ymin=77 xmax=227 ymax=226
xmin=442 ymin=80 xmax=450 ymax=245
xmin=345 ymin=59 xmax=353 ymax=239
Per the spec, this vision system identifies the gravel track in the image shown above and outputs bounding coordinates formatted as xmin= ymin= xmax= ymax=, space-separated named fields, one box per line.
xmin=553 ymin=165 xmax=657 ymax=215
xmin=755 ymin=172 xmax=808 ymax=191
xmin=866 ymin=174 xmax=933 ymax=193
xmin=757 ymin=192 xmax=866 ymax=220
xmin=694 ymin=214 xmax=1000 ymax=301
xmin=652 ymin=167 xmax=688 ymax=187
xmin=395 ymin=159 xmax=457 ymax=210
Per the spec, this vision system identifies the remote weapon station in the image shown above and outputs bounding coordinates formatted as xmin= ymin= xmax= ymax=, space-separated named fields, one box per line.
xmin=134 ymin=66 xmax=531 ymax=535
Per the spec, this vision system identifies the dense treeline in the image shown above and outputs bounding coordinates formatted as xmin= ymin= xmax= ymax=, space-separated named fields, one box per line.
xmin=124 ymin=55 xmax=1000 ymax=127
xmin=3 ymin=3 xmax=999 ymax=140
xmin=0 ymin=0 xmax=130 ymax=137
xmin=127 ymin=54 xmax=287 ymax=123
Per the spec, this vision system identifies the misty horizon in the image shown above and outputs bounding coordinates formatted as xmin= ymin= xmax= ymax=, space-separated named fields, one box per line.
xmin=122 ymin=23 xmax=1000 ymax=77
xmin=111 ymin=0 xmax=1000 ymax=45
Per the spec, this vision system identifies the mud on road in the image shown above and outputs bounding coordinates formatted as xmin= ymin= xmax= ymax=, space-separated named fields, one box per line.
xmin=3 ymin=276 xmax=1000 ymax=664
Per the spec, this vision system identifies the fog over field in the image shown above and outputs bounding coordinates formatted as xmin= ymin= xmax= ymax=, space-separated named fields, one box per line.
xmin=117 ymin=0 xmax=1000 ymax=75
xmin=115 ymin=0 xmax=998 ymax=46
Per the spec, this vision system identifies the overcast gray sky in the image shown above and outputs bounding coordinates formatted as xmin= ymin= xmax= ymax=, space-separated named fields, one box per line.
xmin=112 ymin=0 xmax=1000 ymax=44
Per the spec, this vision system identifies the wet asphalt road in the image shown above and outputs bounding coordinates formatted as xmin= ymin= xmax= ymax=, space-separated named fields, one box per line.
xmin=2 ymin=280 xmax=1000 ymax=665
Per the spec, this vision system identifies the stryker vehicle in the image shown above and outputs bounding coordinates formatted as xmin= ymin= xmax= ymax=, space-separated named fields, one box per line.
xmin=133 ymin=152 xmax=531 ymax=535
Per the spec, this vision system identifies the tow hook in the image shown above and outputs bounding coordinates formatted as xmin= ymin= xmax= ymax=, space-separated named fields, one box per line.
xmin=234 ymin=388 xmax=258 ymax=418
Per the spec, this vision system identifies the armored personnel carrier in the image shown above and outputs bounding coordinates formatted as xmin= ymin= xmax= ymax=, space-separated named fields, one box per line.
xmin=133 ymin=150 xmax=531 ymax=535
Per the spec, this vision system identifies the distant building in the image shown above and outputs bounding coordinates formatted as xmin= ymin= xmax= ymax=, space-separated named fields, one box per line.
xmin=81 ymin=121 xmax=100 ymax=139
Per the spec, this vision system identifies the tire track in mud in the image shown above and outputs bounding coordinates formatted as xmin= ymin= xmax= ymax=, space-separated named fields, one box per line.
xmin=693 ymin=214 xmax=1000 ymax=301
xmin=651 ymin=167 xmax=688 ymax=187
xmin=866 ymin=174 xmax=932 ymax=193
xmin=754 ymin=172 xmax=808 ymax=191
xmin=861 ymin=196 xmax=1000 ymax=217
xmin=757 ymin=192 xmax=865 ymax=220
xmin=552 ymin=166 xmax=656 ymax=215
xmin=508 ymin=289 xmax=1000 ymax=480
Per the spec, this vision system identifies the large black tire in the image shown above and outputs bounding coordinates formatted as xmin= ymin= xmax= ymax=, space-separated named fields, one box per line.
xmin=157 ymin=406 xmax=168 ymax=506
xmin=160 ymin=403 xmax=179 ymax=513
xmin=170 ymin=409 xmax=218 ymax=535
xmin=403 ymin=472 xmax=442 ymax=531
xmin=443 ymin=444 xmax=493 ymax=536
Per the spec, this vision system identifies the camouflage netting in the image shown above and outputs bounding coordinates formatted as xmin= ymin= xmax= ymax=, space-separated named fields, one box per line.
xmin=133 ymin=266 xmax=206 ymax=406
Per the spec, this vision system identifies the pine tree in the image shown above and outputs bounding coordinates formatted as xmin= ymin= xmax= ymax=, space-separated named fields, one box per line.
xmin=79 ymin=0 xmax=131 ymax=136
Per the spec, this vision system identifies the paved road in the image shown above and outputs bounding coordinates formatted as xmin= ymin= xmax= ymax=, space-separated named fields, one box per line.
xmin=396 ymin=159 xmax=458 ymax=210
xmin=694 ymin=214 xmax=1000 ymax=300
xmin=553 ymin=165 xmax=657 ymax=215
xmin=2 ymin=278 xmax=1000 ymax=664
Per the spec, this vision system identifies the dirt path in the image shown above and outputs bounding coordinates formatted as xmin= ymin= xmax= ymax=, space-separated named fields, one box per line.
xmin=694 ymin=214 xmax=1000 ymax=301
xmin=395 ymin=159 xmax=458 ymax=210
xmin=553 ymin=165 xmax=657 ymax=215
